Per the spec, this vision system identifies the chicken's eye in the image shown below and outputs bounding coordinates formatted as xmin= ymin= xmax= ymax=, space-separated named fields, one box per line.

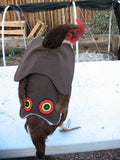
xmin=70 ymin=30 xmax=74 ymax=35
xmin=39 ymin=100 xmax=54 ymax=114
xmin=24 ymin=97 xmax=32 ymax=111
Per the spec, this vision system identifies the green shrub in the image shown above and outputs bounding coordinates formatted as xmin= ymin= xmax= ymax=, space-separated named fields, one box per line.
xmin=90 ymin=11 xmax=119 ymax=34
xmin=10 ymin=48 xmax=24 ymax=56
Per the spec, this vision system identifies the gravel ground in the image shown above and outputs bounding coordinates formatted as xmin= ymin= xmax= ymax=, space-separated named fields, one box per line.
xmin=50 ymin=149 xmax=120 ymax=160
xmin=2 ymin=149 xmax=120 ymax=160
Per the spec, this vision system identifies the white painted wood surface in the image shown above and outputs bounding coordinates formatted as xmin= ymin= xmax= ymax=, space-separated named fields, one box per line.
xmin=0 ymin=61 xmax=120 ymax=158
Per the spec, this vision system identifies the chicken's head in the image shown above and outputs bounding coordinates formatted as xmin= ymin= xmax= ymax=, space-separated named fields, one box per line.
xmin=65 ymin=18 xmax=85 ymax=43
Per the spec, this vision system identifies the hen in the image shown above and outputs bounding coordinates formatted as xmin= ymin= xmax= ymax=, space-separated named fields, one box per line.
xmin=14 ymin=18 xmax=85 ymax=159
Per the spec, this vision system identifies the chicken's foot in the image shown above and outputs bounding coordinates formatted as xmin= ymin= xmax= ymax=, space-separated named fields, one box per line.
xmin=60 ymin=119 xmax=81 ymax=132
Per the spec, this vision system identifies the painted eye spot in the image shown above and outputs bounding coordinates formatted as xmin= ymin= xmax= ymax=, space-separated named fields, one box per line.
xmin=39 ymin=100 xmax=54 ymax=114
xmin=24 ymin=97 xmax=32 ymax=111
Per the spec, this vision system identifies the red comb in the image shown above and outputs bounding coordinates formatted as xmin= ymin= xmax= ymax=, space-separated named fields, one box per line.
xmin=65 ymin=17 xmax=85 ymax=43
xmin=76 ymin=17 xmax=85 ymax=34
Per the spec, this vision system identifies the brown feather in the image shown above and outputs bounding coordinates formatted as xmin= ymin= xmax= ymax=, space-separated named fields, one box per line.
xmin=42 ymin=24 xmax=80 ymax=49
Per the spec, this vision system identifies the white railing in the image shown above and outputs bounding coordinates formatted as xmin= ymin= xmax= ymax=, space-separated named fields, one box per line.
xmin=1 ymin=5 xmax=27 ymax=66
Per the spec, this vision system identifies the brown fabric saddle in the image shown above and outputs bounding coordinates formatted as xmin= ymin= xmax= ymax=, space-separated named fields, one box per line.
xmin=20 ymin=74 xmax=61 ymax=125
xmin=14 ymin=36 xmax=75 ymax=125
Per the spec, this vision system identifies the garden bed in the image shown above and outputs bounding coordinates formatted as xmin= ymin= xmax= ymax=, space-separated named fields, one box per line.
xmin=0 ymin=50 xmax=118 ymax=66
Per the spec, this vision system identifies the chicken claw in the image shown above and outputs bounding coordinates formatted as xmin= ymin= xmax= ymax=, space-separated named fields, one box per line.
xmin=60 ymin=119 xmax=81 ymax=132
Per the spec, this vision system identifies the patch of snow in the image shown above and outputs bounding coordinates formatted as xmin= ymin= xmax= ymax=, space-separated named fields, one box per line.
xmin=78 ymin=51 xmax=117 ymax=62
xmin=0 ymin=62 xmax=120 ymax=158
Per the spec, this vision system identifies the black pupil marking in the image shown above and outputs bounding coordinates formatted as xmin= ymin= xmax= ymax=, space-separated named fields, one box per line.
xmin=26 ymin=101 xmax=29 ymax=107
xmin=44 ymin=104 xmax=50 ymax=110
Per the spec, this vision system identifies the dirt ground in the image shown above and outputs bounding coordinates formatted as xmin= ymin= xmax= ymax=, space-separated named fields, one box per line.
xmin=0 ymin=51 xmax=118 ymax=66
xmin=0 ymin=54 xmax=22 ymax=66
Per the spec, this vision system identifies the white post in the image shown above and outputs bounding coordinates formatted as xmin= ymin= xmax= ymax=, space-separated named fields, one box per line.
xmin=2 ymin=5 xmax=27 ymax=66
xmin=15 ymin=11 xmax=27 ymax=49
xmin=108 ymin=9 xmax=112 ymax=54
xmin=2 ymin=5 xmax=10 ymax=66
xmin=72 ymin=1 xmax=79 ymax=62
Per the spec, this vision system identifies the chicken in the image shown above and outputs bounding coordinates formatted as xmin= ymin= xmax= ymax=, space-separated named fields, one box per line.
xmin=14 ymin=18 xmax=85 ymax=160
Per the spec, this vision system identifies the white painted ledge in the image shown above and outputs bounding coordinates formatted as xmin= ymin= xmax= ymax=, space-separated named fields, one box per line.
xmin=0 ymin=61 xmax=120 ymax=158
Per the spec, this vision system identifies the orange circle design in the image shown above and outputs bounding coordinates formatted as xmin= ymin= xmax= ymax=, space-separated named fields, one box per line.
xmin=39 ymin=100 xmax=54 ymax=114
xmin=24 ymin=97 xmax=32 ymax=111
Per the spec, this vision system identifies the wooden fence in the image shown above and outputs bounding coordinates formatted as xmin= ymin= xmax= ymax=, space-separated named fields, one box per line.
xmin=0 ymin=0 xmax=95 ymax=35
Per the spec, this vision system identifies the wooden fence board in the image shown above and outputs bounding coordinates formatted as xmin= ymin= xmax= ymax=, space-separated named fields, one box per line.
xmin=0 ymin=0 xmax=95 ymax=32
xmin=0 ymin=29 xmax=23 ymax=35
xmin=28 ymin=20 xmax=47 ymax=38
xmin=0 ymin=21 xmax=26 ymax=27
xmin=0 ymin=21 xmax=26 ymax=38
